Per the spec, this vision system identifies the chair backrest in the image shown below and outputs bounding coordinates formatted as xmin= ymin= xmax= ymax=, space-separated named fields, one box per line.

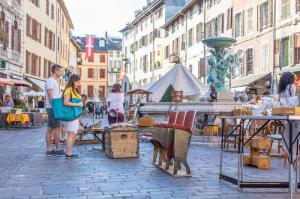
xmin=175 ymin=111 xmax=186 ymax=125
xmin=168 ymin=112 xmax=177 ymax=124
xmin=184 ymin=111 xmax=197 ymax=130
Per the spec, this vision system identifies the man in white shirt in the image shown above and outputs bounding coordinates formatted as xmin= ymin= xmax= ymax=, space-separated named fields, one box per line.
xmin=45 ymin=64 xmax=64 ymax=156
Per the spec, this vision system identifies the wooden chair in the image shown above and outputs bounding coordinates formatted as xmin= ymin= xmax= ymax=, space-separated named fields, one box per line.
xmin=223 ymin=119 xmax=239 ymax=152
xmin=203 ymin=125 xmax=220 ymax=144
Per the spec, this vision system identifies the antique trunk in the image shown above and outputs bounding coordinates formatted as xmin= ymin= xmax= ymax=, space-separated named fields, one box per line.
xmin=105 ymin=125 xmax=139 ymax=158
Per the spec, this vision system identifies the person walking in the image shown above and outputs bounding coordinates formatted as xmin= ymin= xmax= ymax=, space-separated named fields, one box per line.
xmin=45 ymin=64 xmax=64 ymax=156
xmin=63 ymin=74 xmax=83 ymax=158
xmin=106 ymin=83 xmax=125 ymax=125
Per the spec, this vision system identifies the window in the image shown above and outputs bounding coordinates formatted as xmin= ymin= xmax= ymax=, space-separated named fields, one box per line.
xmin=51 ymin=4 xmax=54 ymax=20
xmin=297 ymin=0 xmax=300 ymax=13
xmin=88 ymin=68 xmax=94 ymax=78
xmin=188 ymin=28 xmax=194 ymax=47
xmin=261 ymin=43 xmax=269 ymax=72
xmin=280 ymin=37 xmax=289 ymax=67
xmin=281 ymin=0 xmax=291 ymax=20
xmin=46 ymin=0 xmax=49 ymax=15
xmin=181 ymin=34 xmax=186 ymax=50
xmin=197 ymin=2 xmax=203 ymax=14
xmin=234 ymin=12 xmax=244 ymax=37
xmin=189 ymin=65 xmax=192 ymax=72
xmin=226 ymin=8 xmax=233 ymax=30
xmin=196 ymin=23 xmax=203 ymax=43
xmin=25 ymin=50 xmax=41 ymax=76
xmin=246 ymin=48 xmax=253 ymax=74
xmin=99 ymin=86 xmax=105 ymax=98
xmin=87 ymin=85 xmax=94 ymax=98
xmin=165 ymin=45 xmax=170 ymax=59
xmin=100 ymin=69 xmax=105 ymax=79
xmin=109 ymin=51 xmax=113 ymax=57
xmin=217 ymin=14 xmax=224 ymax=35
xmin=295 ymin=33 xmax=300 ymax=64
xmin=29 ymin=0 xmax=39 ymax=7
xmin=262 ymin=2 xmax=268 ymax=28
xmin=100 ymin=55 xmax=106 ymax=63
xmin=247 ymin=8 xmax=253 ymax=32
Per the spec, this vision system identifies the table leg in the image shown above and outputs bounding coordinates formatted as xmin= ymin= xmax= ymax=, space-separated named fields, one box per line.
xmin=219 ymin=119 xmax=224 ymax=181
xmin=288 ymin=120 xmax=293 ymax=199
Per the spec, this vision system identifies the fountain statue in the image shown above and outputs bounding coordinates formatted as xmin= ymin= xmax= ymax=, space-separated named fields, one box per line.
xmin=202 ymin=37 xmax=237 ymax=92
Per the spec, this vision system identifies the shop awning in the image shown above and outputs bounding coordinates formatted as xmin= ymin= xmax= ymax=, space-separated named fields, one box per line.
xmin=11 ymin=79 xmax=32 ymax=87
xmin=230 ymin=73 xmax=271 ymax=88
xmin=26 ymin=77 xmax=45 ymax=91
xmin=279 ymin=65 xmax=300 ymax=74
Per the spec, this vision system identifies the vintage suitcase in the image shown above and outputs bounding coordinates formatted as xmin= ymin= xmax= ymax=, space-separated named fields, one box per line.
xmin=105 ymin=124 xmax=139 ymax=158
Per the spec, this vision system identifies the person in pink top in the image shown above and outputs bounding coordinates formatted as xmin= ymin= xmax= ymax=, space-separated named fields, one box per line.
xmin=105 ymin=83 xmax=125 ymax=124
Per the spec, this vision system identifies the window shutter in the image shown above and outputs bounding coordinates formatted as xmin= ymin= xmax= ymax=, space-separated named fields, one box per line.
xmin=297 ymin=0 xmax=300 ymax=13
xmin=295 ymin=33 xmax=300 ymax=64
xmin=53 ymin=34 xmax=55 ymax=50
xmin=44 ymin=28 xmax=47 ymax=46
xmin=39 ymin=23 xmax=41 ymax=43
xmin=11 ymin=25 xmax=14 ymax=50
xmin=241 ymin=11 xmax=245 ymax=36
xmin=18 ymin=29 xmax=21 ymax=52
xmin=290 ymin=35 xmax=295 ymax=66
xmin=39 ymin=57 xmax=41 ymax=77
xmin=5 ymin=21 xmax=9 ymax=48
xmin=268 ymin=0 xmax=273 ymax=27
xmin=221 ymin=13 xmax=224 ymax=33
xmin=257 ymin=5 xmax=261 ymax=31
xmin=26 ymin=15 xmax=30 ymax=37
xmin=26 ymin=51 xmax=29 ymax=73
xmin=100 ymin=69 xmax=105 ymax=79
xmin=44 ymin=59 xmax=47 ymax=78
xmin=87 ymin=85 xmax=94 ymax=98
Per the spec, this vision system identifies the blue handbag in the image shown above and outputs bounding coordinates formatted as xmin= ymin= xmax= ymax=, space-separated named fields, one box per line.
xmin=52 ymin=98 xmax=83 ymax=121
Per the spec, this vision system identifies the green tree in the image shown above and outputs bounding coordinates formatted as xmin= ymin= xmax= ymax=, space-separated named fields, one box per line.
xmin=160 ymin=85 xmax=174 ymax=102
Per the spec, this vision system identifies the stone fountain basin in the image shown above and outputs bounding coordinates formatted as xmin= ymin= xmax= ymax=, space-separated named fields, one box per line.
xmin=202 ymin=37 xmax=237 ymax=49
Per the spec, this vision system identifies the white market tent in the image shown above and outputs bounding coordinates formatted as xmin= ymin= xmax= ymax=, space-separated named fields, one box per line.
xmin=22 ymin=90 xmax=45 ymax=97
xmin=146 ymin=63 xmax=207 ymax=102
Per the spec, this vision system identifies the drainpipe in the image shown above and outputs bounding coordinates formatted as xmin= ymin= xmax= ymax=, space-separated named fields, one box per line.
xmin=152 ymin=11 xmax=155 ymax=82
xmin=271 ymin=0 xmax=277 ymax=95
xmin=179 ymin=12 xmax=187 ymax=66
xmin=203 ymin=0 xmax=207 ymax=85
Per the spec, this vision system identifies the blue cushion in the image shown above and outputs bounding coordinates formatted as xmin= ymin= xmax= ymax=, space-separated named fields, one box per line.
xmin=270 ymin=134 xmax=283 ymax=140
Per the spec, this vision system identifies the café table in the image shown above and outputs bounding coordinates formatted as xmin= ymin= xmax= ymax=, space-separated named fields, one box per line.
xmin=219 ymin=115 xmax=300 ymax=199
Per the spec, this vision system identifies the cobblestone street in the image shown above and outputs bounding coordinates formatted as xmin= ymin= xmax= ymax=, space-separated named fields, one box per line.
xmin=0 ymin=123 xmax=299 ymax=199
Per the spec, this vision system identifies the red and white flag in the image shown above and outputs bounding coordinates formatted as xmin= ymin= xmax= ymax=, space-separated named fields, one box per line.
xmin=85 ymin=35 xmax=94 ymax=61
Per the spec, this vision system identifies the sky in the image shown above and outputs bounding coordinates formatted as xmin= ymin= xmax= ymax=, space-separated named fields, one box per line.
xmin=65 ymin=0 xmax=147 ymax=38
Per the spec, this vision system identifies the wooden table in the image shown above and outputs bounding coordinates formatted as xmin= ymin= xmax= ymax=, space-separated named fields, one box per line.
xmin=219 ymin=115 xmax=300 ymax=199
xmin=75 ymin=128 xmax=105 ymax=150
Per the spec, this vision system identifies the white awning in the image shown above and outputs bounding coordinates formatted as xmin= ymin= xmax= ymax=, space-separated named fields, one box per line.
xmin=230 ymin=73 xmax=271 ymax=88
xmin=26 ymin=77 xmax=45 ymax=91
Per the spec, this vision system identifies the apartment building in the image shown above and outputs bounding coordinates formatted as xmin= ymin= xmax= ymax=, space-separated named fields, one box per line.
xmin=77 ymin=36 xmax=108 ymax=100
xmin=0 ymin=0 xmax=23 ymax=80
xmin=24 ymin=0 xmax=74 ymax=91
xmin=106 ymin=35 xmax=122 ymax=91
xmin=120 ymin=0 xmax=186 ymax=88
xmin=162 ymin=0 xmax=233 ymax=84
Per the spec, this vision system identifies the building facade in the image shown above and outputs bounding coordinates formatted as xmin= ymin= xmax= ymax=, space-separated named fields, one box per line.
xmin=77 ymin=36 xmax=108 ymax=100
xmin=0 ymin=0 xmax=23 ymax=79
xmin=24 ymin=0 xmax=74 ymax=91
xmin=120 ymin=0 xmax=186 ymax=88
xmin=106 ymin=35 xmax=122 ymax=91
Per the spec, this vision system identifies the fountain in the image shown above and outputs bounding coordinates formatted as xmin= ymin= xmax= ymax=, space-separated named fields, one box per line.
xmin=202 ymin=37 xmax=237 ymax=101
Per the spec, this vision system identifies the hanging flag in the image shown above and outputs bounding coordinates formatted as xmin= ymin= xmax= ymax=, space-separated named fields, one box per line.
xmin=85 ymin=35 xmax=94 ymax=61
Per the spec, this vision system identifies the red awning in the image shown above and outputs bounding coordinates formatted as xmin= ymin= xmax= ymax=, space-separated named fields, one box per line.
xmin=10 ymin=79 xmax=32 ymax=87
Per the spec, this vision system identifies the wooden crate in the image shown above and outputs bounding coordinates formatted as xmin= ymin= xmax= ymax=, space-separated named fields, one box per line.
xmin=251 ymin=137 xmax=271 ymax=150
xmin=251 ymin=155 xmax=270 ymax=169
xmin=272 ymin=107 xmax=300 ymax=116
xmin=242 ymin=154 xmax=252 ymax=165
xmin=105 ymin=125 xmax=139 ymax=159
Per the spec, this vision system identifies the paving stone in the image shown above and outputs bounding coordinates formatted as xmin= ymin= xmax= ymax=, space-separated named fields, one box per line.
xmin=0 ymin=120 xmax=299 ymax=199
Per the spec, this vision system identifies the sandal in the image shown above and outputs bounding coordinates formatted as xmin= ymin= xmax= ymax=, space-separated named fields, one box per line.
xmin=65 ymin=154 xmax=79 ymax=158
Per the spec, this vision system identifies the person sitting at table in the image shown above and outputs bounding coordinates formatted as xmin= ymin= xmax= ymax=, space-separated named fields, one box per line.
xmin=3 ymin=95 xmax=14 ymax=107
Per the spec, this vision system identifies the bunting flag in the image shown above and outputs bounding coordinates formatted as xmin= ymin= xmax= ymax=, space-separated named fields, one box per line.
xmin=85 ymin=35 xmax=94 ymax=61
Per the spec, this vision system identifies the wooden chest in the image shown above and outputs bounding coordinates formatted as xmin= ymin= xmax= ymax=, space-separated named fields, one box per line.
xmin=105 ymin=125 xmax=139 ymax=159
xmin=251 ymin=136 xmax=271 ymax=150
